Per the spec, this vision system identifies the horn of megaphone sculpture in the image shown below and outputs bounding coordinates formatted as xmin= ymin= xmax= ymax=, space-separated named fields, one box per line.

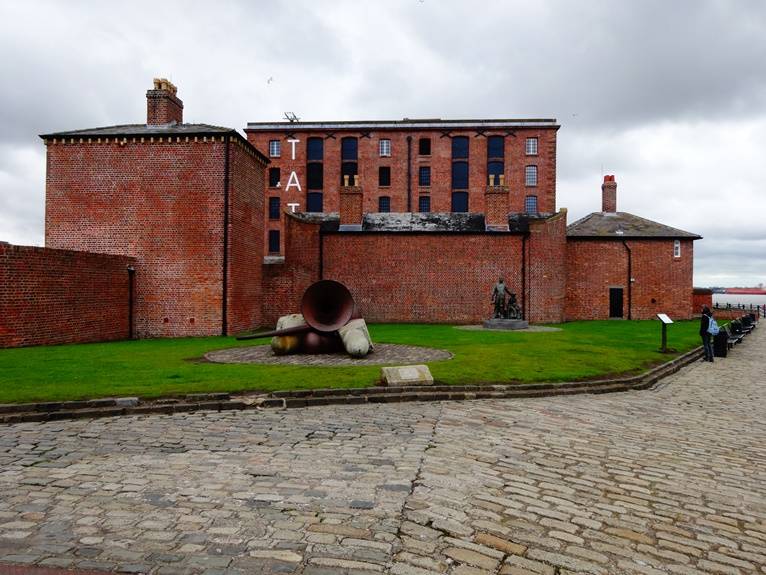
xmin=236 ymin=280 xmax=373 ymax=357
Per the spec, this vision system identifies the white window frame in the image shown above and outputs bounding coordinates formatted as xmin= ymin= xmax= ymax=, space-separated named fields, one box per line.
xmin=269 ymin=140 xmax=281 ymax=158
xmin=674 ymin=240 xmax=681 ymax=258
xmin=526 ymin=137 xmax=538 ymax=156
xmin=525 ymin=195 xmax=538 ymax=214
xmin=525 ymin=165 xmax=538 ymax=187
xmin=379 ymin=139 xmax=391 ymax=157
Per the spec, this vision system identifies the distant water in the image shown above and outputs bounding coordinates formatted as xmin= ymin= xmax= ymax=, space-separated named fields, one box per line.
xmin=713 ymin=293 xmax=766 ymax=310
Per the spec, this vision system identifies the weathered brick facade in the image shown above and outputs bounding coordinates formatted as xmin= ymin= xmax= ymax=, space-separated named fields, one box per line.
xmin=565 ymin=239 xmax=695 ymax=320
xmin=247 ymin=122 xmax=558 ymax=255
xmin=42 ymin=81 xmax=268 ymax=338
xmin=0 ymin=244 xmax=134 ymax=347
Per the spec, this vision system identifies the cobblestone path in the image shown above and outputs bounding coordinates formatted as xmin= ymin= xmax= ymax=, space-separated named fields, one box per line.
xmin=1 ymin=329 xmax=764 ymax=574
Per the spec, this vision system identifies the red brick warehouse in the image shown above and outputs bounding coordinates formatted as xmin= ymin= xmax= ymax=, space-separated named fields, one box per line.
xmin=246 ymin=119 xmax=558 ymax=255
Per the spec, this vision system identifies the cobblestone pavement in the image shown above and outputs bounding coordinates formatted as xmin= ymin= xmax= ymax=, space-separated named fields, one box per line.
xmin=205 ymin=344 xmax=453 ymax=365
xmin=1 ymin=329 xmax=764 ymax=574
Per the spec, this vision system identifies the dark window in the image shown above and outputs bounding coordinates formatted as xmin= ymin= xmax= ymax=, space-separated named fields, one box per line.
xmin=268 ymin=230 xmax=280 ymax=253
xmin=451 ymin=191 xmax=469 ymax=212
xmin=307 ymin=137 xmax=323 ymax=161
xmin=452 ymin=161 xmax=469 ymax=189
xmin=306 ymin=192 xmax=323 ymax=213
xmin=418 ymin=195 xmax=431 ymax=213
xmin=488 ymin=161 xmax=504 ymax=186
xmin=524 ymin=195 xmax=538 ymax=214
xmin=378 ymin=196 xmax=391 ymax=212
xmin=268 ymin=197 xmax=280 ymax=219
xmin=419 ymin=166 xmax=431 ymax=187
xmin=452 ymin=136 xmax=469 ymax=159
xmin=419 ymin=138 xmax=431 ymax=155
xmin=307 ymin=162 xmax=323 ymax=190
xmin=487 ymin=136 xmax=504 ymax=158
xmin=379 ymin=166 xmax=391 ymax=187
xmin=341 ymin=137 xmax=358 ymax=160
xmin=341 ymin=162 xmax=358 ymax=186
xmin=268 ymin=167 xmax=280 ymax=188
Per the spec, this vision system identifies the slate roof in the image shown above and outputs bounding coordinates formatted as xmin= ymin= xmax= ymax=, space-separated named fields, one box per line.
xmin=290 ymin=212 xmax=552 ymax=233
xmin=567 ymin=211 xmax=701 ymax=239
xmin=39 ymin=123 xmax=269 ymax=163
xmin=247 ymin=118 xmax=559 ymax=132
xmin=41 ymin=123 xmax=235 ymax=138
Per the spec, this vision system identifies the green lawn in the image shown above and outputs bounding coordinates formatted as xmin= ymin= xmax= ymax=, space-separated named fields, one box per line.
xmin=0 ymin=321 xmax=701 ymax=404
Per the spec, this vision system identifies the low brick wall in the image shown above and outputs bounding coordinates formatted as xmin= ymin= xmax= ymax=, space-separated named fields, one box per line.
xmin=0 ymin=243 xmax=135 ymax=348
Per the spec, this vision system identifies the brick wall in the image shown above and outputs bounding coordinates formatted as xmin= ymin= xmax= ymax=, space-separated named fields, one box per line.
xmin=226 ymin=139 xmax=267 ymax=334
xmin=321 ymin=232 xmax=526 ymax=323
xmin=692 ymin=288 xmax=713 ymax=312
xmin=261 ymin=215 xmax=322 ymax=327
xmin=0 ymin=244 xmax=134 ymax=348
xmin=248 ymin=127 xmax=558 ymax=254
xmin=45 ymin=137 xmax=228 ymax=337
xmin=526 ymin=211 xmax=568 ymax=323
xmin=566 ymin=239 xmax=694 ymax=320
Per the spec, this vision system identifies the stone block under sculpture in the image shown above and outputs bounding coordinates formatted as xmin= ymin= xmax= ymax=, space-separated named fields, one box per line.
xmin=339 ymin=318 xmax=374 ymax=358
xmin=271 ymin=313 xmax=306 ymax=355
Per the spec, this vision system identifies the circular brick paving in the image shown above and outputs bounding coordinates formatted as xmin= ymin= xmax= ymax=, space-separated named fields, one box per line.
xmin=204 ymin=343 xmax=453 ymax=365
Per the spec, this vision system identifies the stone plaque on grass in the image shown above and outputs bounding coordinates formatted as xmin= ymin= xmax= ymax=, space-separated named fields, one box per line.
xmin=381 ymin=365 xmax=434 ymax=386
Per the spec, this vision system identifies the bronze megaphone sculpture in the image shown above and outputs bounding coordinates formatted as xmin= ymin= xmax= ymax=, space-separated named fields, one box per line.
xmin=236 ymin=280 xmax=359 ymax=354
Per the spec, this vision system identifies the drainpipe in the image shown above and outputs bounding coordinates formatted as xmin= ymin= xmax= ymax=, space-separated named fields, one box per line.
xmin=222 ymin=135 xmax=230 ymax=335
xmin=521 ymin=232 xmax=529 ymax=320
xmin=127 ymin=265 xmax=135 ymax=339
xmin=406 ymin=136 xmax=412 ymax=212
xmin=622 ymin=239 xmax=632 ymax=320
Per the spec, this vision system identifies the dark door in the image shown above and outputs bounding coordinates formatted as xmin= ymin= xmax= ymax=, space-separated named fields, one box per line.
xmin=609 ymin=288 xmax=624 ymax=318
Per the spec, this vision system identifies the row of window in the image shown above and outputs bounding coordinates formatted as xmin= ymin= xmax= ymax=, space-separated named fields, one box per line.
xmin=268 ymin=136 xmax=539 ymax=158
xmin=267 ymin=164 xmax=538 ymax=189
xmin=267 ymin=194 xmax=539 ymax=219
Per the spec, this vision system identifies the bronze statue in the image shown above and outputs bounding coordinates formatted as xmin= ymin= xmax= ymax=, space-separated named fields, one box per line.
xmin=491 ymin=277 xmax=512 ymax=318
xmin=506 ymin=292 xmax=522 ymax=319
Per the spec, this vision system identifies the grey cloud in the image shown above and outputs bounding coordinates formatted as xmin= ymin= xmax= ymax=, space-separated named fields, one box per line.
xmin=1 ymin=0 xmax=765 ymax=285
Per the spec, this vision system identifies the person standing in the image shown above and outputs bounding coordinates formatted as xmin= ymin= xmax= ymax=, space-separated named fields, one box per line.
xmin=700 ymin=305 xmax=715 ymax=362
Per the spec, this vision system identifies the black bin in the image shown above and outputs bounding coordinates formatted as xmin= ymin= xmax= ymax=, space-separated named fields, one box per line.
xmin=713 ymin=331 xmax=728 ymax=357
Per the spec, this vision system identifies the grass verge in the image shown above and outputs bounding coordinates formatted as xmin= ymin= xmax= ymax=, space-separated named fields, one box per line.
xmin=0 ymin=321 xmax=701 ymax=404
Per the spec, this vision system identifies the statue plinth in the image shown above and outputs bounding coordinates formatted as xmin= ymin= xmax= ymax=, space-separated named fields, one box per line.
xmin=483 ymin=319 xmax=529 ymax=330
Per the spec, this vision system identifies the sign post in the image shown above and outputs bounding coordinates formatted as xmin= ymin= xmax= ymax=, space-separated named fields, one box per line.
xmin=656 ymin=313 xmax=673 ymax=353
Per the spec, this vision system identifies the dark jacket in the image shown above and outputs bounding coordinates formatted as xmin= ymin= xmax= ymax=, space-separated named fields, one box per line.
xmin=700 ymin=313 xmax=711 ymax=336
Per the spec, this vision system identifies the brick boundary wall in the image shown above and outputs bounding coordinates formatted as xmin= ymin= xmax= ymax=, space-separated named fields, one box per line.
xmin=0 ymin=244 xmax=135 ymax=348
xmin=263 ymin=210 xmax=570 ymax=326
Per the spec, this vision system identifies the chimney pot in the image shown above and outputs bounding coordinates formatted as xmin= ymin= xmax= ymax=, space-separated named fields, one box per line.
xmin=147 ymin=78 xmax=183 ymax=125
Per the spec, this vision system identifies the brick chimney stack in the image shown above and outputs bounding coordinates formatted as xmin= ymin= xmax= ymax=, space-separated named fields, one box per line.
xmin=602 ymin=175 xmax=617 ymax=213
xmin=146 ymin=78 xmax=183 ymax=125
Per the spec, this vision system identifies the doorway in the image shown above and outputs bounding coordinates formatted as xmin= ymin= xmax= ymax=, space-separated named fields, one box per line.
xmin=609 ymin=288 xmax=624 ymax=318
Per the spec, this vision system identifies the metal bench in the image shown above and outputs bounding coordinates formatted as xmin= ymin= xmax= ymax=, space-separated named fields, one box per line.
xmin=723 ymin=325 xmax=743 ymax=348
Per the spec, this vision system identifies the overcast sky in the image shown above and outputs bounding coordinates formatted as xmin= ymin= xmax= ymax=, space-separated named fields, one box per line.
xmin=1 ymin=0 xmax=764 ymax=287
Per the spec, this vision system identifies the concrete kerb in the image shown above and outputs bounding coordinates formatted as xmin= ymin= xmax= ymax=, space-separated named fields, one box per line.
xmin=0 ymin=346 xmax=707 ymax=424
